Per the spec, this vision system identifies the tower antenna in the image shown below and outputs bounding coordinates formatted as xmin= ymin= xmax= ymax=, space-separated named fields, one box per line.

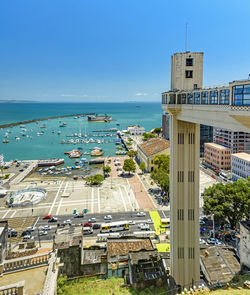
xmin=185 ymin=22 xmax=188 ymax=52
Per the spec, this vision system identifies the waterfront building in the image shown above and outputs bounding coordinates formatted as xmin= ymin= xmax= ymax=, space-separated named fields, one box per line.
xmin=137 ymin=138 xmax=170 ymax=172
xmin=231 ymin=152 xmax=250 ymax=180
xmin=213 ymin=128 xmax=250 ymax=153
xmin=127 ymin=125 xmax=145 ymax=136
xmin=162 ymin=50 xmax=249 ymax=288
xmin=204 ymin=142 xmax=231 ymax=170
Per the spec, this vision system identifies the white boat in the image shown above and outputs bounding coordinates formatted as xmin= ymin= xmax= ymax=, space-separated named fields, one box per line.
xmin=58 ymin=131 xmax=61 ymax=135
xmin=15 ymin=137 xmax=20 ymax=141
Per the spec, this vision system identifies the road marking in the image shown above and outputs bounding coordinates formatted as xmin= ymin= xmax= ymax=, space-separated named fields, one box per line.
xmin=123 ymin=185 xmax=133 ymax=210
xmin=2 ymin=209 xmax=11 ymax=219
xmin=10 ymin=210 xmax=16 ymax=218
xmin=55 ymin=182 xmax=68 ymax=215
xmin=97 ymin=188 xmax=100 ymax=213
xmin=91 ymin=188 xmax=94 ymax=213
xmin=162 ymin=210 xmax=166 ymax=218
xmin=48 ymin=180 xmax=64 ymax=215
xmin=34 ymin=217 xmax=40 ymax=227
xmin=126 ymin=179 xmax=139 ymax=209
xmin=118 ymin=186 xmax=127 ymax=211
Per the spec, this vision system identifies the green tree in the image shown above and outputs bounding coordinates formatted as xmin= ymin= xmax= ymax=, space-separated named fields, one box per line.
xmin=85 ymin=174 xmax=104 ymax=185
xmin=139 ymin=161 xmax=146 ymax=173
xmin=203 ymin=177 xmax=250 ymax=228
xmin=142 ymin=132 xmax=155 ymax=141
xmin=103 ymin=166 xmax=111 ymax=175
xmin=123 ymin=159 xmax=136 ymax=174
xmin=127 ymin=150 xmax=137 ymax=158
xmin=153 ymin=155 xmax=170 ymax=173
xmin=151 ymin=168 xmax=169 ymax=193
xmin=153 ymin=127 xmax=162 ymax=136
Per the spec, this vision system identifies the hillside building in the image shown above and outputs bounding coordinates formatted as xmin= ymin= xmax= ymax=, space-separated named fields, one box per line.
xmin=231 ymin=152 xmax=250 ymax=180
xmin=204 ymin=142 xmax=231 ymax=170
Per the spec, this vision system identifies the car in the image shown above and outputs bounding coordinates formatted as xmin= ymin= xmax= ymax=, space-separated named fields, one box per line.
xmin=207 ymin=238 xmax=217 ymax=245
xmin=104 ymin=215 xmax=112 ymax=220
xmin=74 ymin=213 xmax=84 ymax=218
xmin=88 ymin=218 xmax=96 ymax=223
xmin=23 ymin=235 xmax=34 ymax=241
xmin=200 ymin=216 xmax=208 ymax=221
xmin=38 ymin=230 xmax=48 ymax=236
xmin=42 ymin=225 xmax=51 ymax=230
xmin=57 ymin=223 xmax=65 ymax=228
xmin=139 ymin=224 xmax=150 ymax=231
xmin=19 ymin=168 xmax=24 ymax=172
xmin=8 ymin=228 xmax=14 ymax=233
xmin=93 ymin=224 xmax=101 ymax=230
xmin=43 ymin=214 xmax=52 ymax=220
xmin=118 ymin=171 xmax=124 ymax=177
xmin=83 ymin=222 xmax=93 ymax=227
xmin=128 ymin=220 xmax=135 ymax=225
xmin=137 ymin=212 xmax=146 ymax=217
xmin=200 ymin=238 xmax=207 ymax=245
xmin=199 ymin=221 xmax=206 ymax=225
xmin=27 ymin=226 xmax=35 ymax=232
xmin=8 ymin=231 xmax=18 ymax=238
xmin=48 ymin=217 xmax=58 ymax=223
xmin=116 ymin=167 xmax=122 ymax=171
xmin=63 ymin=219 xmax=71 ymax=225
xmin=146 ymin=219 xmax=154 ymax=224
xmin=21 ymin=230 xmax=30 ymax=237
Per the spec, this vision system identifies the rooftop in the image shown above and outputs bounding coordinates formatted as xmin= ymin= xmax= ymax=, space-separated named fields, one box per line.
xmin=205 ymin=142 xmax=231 ymax=151
xmin=81 ymin=248 xmax=106 ymax=265
xmin=138 ymin=138 xmax=170 ymax=157
xmin=107 ymin=238 xmax=154 ymax=257
xmin=232 ymin=152 xmax=250 ymax=162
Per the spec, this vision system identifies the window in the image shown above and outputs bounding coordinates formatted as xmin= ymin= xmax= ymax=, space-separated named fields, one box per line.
xmin=181 ymin=93 xmax=187 ymax=104
xmin=186 ymin=58 xmax=193 ymax=66
xmin=210 ymin=91 xmax=218 ymax=104
xmin=194 ymin=92 xmax=200 ymax=104
xmin=201 ymin=91 xmax=209 ymax=104
xmin=186 ymin=70 xmax=193 ymax=78
xmin=194 ymin=84 xmax=198 ymax=90
xmin=177 ymin=94 xmax=181 ymax=104
xmin=233 ymin=85 xmax=243 ymax=105
xmin=187 ymin=93 xmax=193 ymax=104
xmin=220 ymin=89 xmax=230 ymax=105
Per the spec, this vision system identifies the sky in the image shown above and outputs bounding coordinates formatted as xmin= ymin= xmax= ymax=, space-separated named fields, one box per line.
xmin=0 ymin=0 xmax=250 ymax=102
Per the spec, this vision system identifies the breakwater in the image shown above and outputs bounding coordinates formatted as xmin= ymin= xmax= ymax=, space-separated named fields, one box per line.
xmin=0 ymin=113 xmax=95 ymax=129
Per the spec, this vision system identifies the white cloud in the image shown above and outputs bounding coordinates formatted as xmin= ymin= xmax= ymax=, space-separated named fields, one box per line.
xmin=60 ymin=94 xmax=88 ymax=98
xmin=135 ymin=93 xmax=148 ymax=96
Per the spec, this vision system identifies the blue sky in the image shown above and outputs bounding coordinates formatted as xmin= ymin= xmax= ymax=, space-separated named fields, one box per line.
xmin=0 ymin=0 xmax=250 ymax=102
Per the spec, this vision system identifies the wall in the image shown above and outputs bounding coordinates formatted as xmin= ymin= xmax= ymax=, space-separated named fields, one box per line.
xmin=240 ymin=222 xmax=250 ymax=270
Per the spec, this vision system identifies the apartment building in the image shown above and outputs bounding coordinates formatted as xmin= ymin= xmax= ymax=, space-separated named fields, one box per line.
xmin=231 ymin=152 xmax=250 ymax=181
xmin=204 ymin=142 xmax=231 ymax=170
xmin=214 ymin=128 xmax=250 ymax=153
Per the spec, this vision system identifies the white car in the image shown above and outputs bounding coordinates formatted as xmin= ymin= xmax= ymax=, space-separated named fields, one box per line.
xmin=146 ymin=219 xmax=154 ymax=224
xmin=64 ymin=219 xmax=71 ymax=225
xmin=38 ymin=230 xmax=48 ymax=236
xmin=128 ymin=220 xmax=135 ymax=225
xmin=140 ymin=224 xmax=150 ymax=231
xmin=88 ymin=218 xmax=96 ymax=223
xmin=27 ymin=226 xmax=35 ymax=231
xmin=137 ymin=212 xmax=146 ymax=217
xmin=104 ymin=215 xmax=112 ymax=220
xmin=23 ymin=235 xmax=34 ymax=240
xmin=200 ymin=238 xmax=207 ymax=245
xmin=42 ymin=225 xmax=51 ymax=230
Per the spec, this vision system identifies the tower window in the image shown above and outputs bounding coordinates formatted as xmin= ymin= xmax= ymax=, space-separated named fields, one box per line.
xmin=186 ymin=70 xmax=193 ymax=78
xmin=186 ymin=58 xmax=193 ymax=66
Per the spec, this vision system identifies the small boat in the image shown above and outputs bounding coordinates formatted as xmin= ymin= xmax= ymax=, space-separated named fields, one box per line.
xmin=40 ymin=124 xmax=46 ymax=128
xmin=116 ymin=122 xmax=120 ymax=126
xmin=59 ymin=123 xmax=67 ymax=127
xmin=2 ymin=139 xmax=10 ymax=143
xmin=91 ymin=149 xmax=104 ymax=156
xmin=58 ymin=131 xmax=61 ymax=135
xmin=61 ymin=139 xmax=65 ymax=144
xmin=51 ymin=130 xmax=55 ymax=133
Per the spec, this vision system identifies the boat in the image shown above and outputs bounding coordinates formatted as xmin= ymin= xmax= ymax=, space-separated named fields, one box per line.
xmin=38 ymin=159 xmax=64 ymax=167
xmin=58 ymin=131 xmax=61 ymax=135
xmin=91 ymin=150 xmax=104 ymax=156
xmin=40 ymin=124 xmax=46 ymax=128
xmin=61 ymin=139 xmax=65 ymax=144
xmin=69 ymin=150 xmax=82 ymax=158
xmin=116 ymin=122 xmax=120 ymax=126
xmin=15 ymin=137 xmax=20 ymax=141
xmin=59 ymin=123 xmax=67 ymax=127
xmin=87 ymin=114 xmax=112 ymax=122
xmin=2 ymin=139 xmax=9 ymax=143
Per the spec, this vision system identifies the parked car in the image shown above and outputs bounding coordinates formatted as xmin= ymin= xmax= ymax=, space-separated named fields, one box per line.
xmin=146 ymin=219 xmax=154 ymax=224
xmin=48 ymin=217 xmax=58 ymax=223
xmin=199 ymin=220 xmax=206 ymax=225
xmin=93 ymin=224 xmax=101 ymax=230
xmin=27 ymin=226 xmax=35 ymax=232
xmin=137 ymin=212 xmax=146 ymax=217
xmin=8 ymin=231 xmax=18 ymax=238
xmin=139 ymin=224 xmax=150 ymax=231
xmin=23 ymin=235 xmax=34 ymax=241
xmin=21 ymin=230 xmax=30 ymax=237
xmin=74 ymin=213 xmax=84 ymax=218
xmin=83 ymin=222 xmax=93 ymax=227
xmin=42 ymin=225 xmax=51 ymax=230
xmin=88 ymin=218 xmax=96 ymax=223
xmin=104 ymin=215 xmax=112 ymax=220
xmin=38 ymin=230 xmax=48 ymax=236
xmin=128 ymin=220 xmax=135 ymax=225
xmin=207 ymin=238 xmax=217 ymax=245
xmin=57 ymin=223 xmax=65 ymax=228
xmin=63 ymin=219 xmax=71 ymax=225
xmin=42 ymin=214 xmax=52 ymax=220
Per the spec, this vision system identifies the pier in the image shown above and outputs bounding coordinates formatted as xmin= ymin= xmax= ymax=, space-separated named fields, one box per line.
xmin=0 ymin=113 xmax=95 ymax=129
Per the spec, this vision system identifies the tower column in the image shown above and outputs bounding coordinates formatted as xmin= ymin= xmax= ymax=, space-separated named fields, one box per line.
xmin=170 ymin=116 xmax=200 ymax=288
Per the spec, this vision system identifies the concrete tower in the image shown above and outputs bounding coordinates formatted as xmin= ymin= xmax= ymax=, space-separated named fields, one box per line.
xmin=171 ymin=52 xmax=203 ymax=91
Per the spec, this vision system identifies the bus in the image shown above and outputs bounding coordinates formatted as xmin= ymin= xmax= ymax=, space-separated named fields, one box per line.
xmin=100 ymin=221 xmax=129 ymax=233
xmin=160 ymin=218 xmax=170 ymax=228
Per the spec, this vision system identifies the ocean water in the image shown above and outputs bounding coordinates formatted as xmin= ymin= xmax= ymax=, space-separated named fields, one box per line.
xmin=0 ymin=102 xmax=162 ymax=165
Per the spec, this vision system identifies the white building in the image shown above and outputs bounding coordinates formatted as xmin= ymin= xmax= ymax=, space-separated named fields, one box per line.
xmin=231 ymin=152 xmax=250 ymax=181
xmin=127 ymin=125 xmax=145 ymax=136
xmin=240 ymin=221 xmax=250 ymax=270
